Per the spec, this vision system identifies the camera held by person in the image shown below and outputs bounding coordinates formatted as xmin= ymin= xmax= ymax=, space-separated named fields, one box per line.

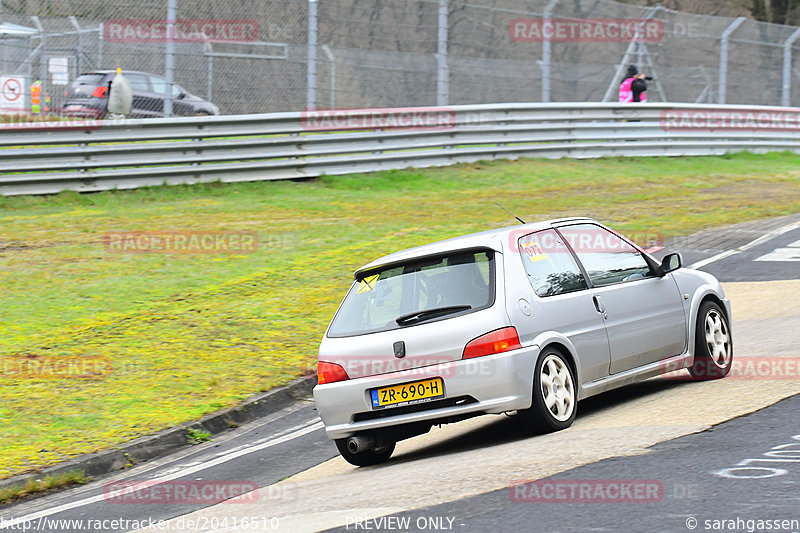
xmin=619 ymin=65 xmax=648 ymax=103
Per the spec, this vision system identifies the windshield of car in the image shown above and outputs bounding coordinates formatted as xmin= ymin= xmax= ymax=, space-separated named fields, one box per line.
xmin=327 ymin=249 xmax=495 ymax=337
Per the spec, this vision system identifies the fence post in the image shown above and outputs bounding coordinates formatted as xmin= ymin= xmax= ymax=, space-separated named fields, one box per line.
xmin=69 ymin=16 xmax=82 ymax=75
xmin=31 ymin=16 xmax=47 ymax=113
xmin=782 ymin=28 xmax=800 ymax=106
xmin=718 ymin=17 xmax=745 ymax=105
xmin=164 ymin=0 xmax=177 ymax=116
xmin=540 ymin=0 xmax=559 ymax=102
xmin=322 ymin=44 xmax=335 ymax=109
xmin=436 ymin=0 xmax=448 ymax=106
xmin=204 ymin=42 xmax=213 ymax=102
xmin=98 ymin=23 xmax=104 ymax=68
xmin=307 ymin=0 xmax=318 ymax=110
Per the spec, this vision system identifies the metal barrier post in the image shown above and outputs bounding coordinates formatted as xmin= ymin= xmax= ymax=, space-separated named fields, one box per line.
xmin=540 ymin=0 xmax=559 ymax=103
xmin=164 ymin=0 xmax=177 ymax=116
xmin=718 ymin=17 xmax=745 ymax=105
xmin=436 ymin=0 xmax=449 ymax=106
xmin=307 ymin=0 xmax=318 ymax=110
xmin=782 ymin=28 xmax=800 ymax=106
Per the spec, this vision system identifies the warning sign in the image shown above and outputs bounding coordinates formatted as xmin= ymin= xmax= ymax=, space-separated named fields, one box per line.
xmin=1 ymin=76 xmax=27 ymax=113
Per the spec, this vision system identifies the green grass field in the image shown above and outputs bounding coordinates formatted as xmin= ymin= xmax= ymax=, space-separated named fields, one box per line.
xmin=1 ymin=152 xmax=800 ymax=480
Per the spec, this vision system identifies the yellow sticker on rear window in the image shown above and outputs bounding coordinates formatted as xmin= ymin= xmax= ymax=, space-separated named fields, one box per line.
xmin=521 ymin=240 xmax=547 ymax=263
xmin=357 ymin=274 xmax=380 ymax=294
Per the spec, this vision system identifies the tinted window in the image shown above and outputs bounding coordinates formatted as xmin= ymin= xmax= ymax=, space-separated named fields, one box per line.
xmin=125 ymin=74 xmax=151 ymax=92
xmin=72 ymin=73 xmax=106 ymax=87
xmin=558 ymin=224 xmax=653 ymax=287
xmin=518 ymin=229 xmax=588 ymax=297
xmin=67 ymin=74 xmax=109 ymax=98
xmin=327 ymin=250 xmax=495 ymax=337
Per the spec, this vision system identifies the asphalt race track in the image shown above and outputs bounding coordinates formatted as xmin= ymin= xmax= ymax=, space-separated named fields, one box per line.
xmin=1 ymin=216 xmax=799 ymax=533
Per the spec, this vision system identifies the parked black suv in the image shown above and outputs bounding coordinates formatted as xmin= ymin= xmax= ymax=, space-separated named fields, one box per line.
xmin=62 ymin=70 xmax=219 ymax=118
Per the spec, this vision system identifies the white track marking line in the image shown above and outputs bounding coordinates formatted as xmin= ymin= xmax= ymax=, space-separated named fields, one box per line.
xmin=2 ymin=419 xmax=323 ymax=529
xmin=687 ymin=220 xmax=800 ymax=270
xmin=754 ymin=238 xmax=800 ymax=262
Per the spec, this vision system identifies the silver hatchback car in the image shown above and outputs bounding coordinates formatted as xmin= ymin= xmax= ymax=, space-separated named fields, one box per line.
xmin=313 ymin=217 xmax=733 ymax=466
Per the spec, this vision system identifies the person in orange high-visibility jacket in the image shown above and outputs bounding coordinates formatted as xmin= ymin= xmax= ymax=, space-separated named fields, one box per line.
xmin=31 ymin=80 xmax=41 ymax=114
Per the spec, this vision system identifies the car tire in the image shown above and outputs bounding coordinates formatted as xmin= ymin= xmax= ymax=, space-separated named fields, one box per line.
xmin=519 ymin=347 xmax=577 ymax=433
xmin=689 ymin=301 xmax=733 ymax=380
xmin=335 ymin=438 xmax=395 ymax=467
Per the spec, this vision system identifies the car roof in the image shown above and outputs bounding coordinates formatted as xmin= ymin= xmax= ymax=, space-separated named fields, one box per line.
xmin=81 ymin=70 xmax=154 ymax=76
xmin=354 ymin=216 xmax=595 ymax=278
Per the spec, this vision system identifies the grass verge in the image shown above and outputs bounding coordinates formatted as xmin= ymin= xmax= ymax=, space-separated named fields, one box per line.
xmin=0 ymin=152 xmax=799 ymax=479
xmin=0 ymin=470 xmax=89 ymax=504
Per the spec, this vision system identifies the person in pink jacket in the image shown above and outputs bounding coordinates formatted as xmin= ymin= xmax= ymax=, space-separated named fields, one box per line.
xmin=619 ymin=65 xmax=647 ymax=103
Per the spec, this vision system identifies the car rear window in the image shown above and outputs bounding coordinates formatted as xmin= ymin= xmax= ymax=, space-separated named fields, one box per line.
xmin=327 ymin=249 xmax=495 ymax=338
xmin=72 ymin=73 xmax=106 ymax=86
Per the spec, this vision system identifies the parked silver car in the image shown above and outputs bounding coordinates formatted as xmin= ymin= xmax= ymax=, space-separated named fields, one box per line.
xmin=313 ymin=217 xmax=733 ymax=466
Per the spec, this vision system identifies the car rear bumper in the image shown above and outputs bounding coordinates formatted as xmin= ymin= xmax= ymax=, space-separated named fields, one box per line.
xmin=61 ymin=104 xmax=104 ymax=118
xmin=313 ymin=345 xmax=540 ymax=440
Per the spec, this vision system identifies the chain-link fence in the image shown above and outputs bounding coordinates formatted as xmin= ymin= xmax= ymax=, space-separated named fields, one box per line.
xmin=1 ymin=0 xmax=800 ymax=116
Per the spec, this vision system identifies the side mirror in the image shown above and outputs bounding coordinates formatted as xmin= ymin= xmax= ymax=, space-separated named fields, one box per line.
xmin=660 ymin=252 xmax=682 ymax=275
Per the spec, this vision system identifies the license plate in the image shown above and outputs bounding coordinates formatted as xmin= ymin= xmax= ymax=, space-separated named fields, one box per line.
xmin=370 ymin=377 xmax=444 ymax=409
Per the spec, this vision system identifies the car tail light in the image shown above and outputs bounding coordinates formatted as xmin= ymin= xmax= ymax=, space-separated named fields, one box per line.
xmin=317 ymin=361 xmax=350 ymax=385
xmin=463 ymin=327 xmax=522 ymax=359
xmin=92 ymin=86 xmax=108 ymax=98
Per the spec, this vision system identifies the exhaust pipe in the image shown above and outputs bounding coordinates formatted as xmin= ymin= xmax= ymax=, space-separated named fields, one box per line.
xmin=347 ymin=434 xmax=376 ymax=454
xmin=346 ymin=423 xmax=432 ymax=454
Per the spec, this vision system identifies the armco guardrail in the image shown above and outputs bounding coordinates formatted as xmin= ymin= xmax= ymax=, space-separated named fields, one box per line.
xmin=2 ymin=102 xmax=800 ymax=196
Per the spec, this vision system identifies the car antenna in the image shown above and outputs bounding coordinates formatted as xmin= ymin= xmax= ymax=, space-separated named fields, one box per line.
xmin=495 ymin=202 xmax=526 ymax=224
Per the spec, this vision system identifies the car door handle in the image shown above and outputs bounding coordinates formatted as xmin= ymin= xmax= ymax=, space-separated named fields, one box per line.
xmin=593 ymin=295 xmax=606 ymax=313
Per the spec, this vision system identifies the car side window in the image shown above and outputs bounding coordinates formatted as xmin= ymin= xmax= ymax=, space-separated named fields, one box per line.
xmin=557 ymin=223 xmax=653 ymax=287
xmin=149 ymin=76 xmax=168 ymax=96
xmin=518 ymin=229 xmax=588 ymax=297
xmin=125 ymin=74 xmax=151 ymax=93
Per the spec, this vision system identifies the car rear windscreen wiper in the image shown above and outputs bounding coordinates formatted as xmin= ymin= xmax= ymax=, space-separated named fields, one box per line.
xmin=395 ymin=305 xmax=472 ymax=326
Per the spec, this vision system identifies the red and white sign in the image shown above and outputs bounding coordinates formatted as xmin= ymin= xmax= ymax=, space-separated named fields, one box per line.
xmin=1 ymin=76 xmax=26 ymax=113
